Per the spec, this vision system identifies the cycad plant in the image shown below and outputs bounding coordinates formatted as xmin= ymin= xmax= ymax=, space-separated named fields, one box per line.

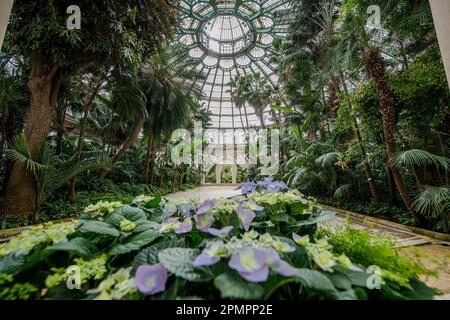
xmin=5 ymin=135 xmax=108 ymax=222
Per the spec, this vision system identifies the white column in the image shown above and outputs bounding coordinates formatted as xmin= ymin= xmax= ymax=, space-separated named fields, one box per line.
xmin=429 ymin=0 xmax=450 ymax=88
xmin=0 ymin=0 xmax=14 ymax=50
xmin=215 ymin=164 xmax=222 ymax=184
xmin=231 ymin=164 xmax=237 ymax=185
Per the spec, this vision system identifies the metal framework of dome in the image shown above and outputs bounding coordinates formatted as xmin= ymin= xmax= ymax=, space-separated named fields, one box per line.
xmin=176 ymin=0 xmax=290 ymax=129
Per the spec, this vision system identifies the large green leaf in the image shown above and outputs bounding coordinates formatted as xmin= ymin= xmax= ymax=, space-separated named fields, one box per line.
xmin=294 ymin=211 xmax=335 ymax=227
xmin=214 ymin=272 xmax=264 ymax=299
xmin=78 ymin=220 xmax=120 ymax=237
xmin=108 ymin=229 xmax=160 ymax=256
xmin=270 ymin=214 xmax=296 ymax=224
xmin=43 ymin=237 xmax=98 ymax=259
xmin=294 ymin=268 xmax=338 ymax=297
xmin=145 ymin=196 xmax=162 ymax=208
xmin=0 ymin=253 xmax=25 ymax=274
xmin=132 ymin=239 xmax=185 ymax=271
xmin=158 ymin=247 xmax=213 ymax=282
xmin=104 ymin=205 xmax=148 ymax=227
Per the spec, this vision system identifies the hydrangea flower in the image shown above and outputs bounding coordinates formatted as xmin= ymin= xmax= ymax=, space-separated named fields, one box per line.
xmin=133 ymin=195 xmax=156 ymax=204
xmin=158 ymin=218 xmax=192 ymax=234
xmin=266 ymin=181 xmax=289 ymax=193
xmin=212 ymin=198 xmax=238 ymax=219
xmin=272 ymin=240 xmax=295 ymax=253
xmin=46 ymin=254 xmax=108 ymax=289
xmin=89 ymin=267 xmax=137 ymax=300
xmin=193 ymin=242 xmax=228 ymax=267
xmin=162 ymin=203 xmax=178 ymax=217
xmin=119 ymin=219 xmax=136 ymax=232
xmin=257 ymin=177 xmax=275 ymax=189
xmin=236 ymin=206 xmax=256 ymax=231
xmin=207 ymin=226 xmax=233 ymax=238
xmin=196 ymin=199 xmax=217 ymax=215
xmin=243 ymin=200 xmax=264 ymax=212
xmin=84 ymin=201 xmax=123 ymax=215
xmin=258 ymin=233 xmax=273 ymax=245
xmin=228 ymin=247 xmax=269 ymax=282
xmin=0 ymin=221 xmax=77 ymax=257
xmin=239 ymin=181 xmax=257 ymax=195
xmin=178 ymin=203 xmax=193 ymax=217
xmin=310 ymin=249 xmax=336 ymax=272
xmin=228 ymin=247 xmax=298 ymax=282
xmin=135 ymin=264 xmax=168 ymax=296
xmin=243 ymin=230 xmax=259 ymax=241
xmin=176 ymin=218 xmax=193 ymax=234
xmin=292 ymin=233 xmax=310 ymax=246
xmin=194 ymin=212 xmax=215 ymax=232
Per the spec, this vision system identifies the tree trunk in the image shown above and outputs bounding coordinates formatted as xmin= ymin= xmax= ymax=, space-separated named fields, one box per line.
xmin=363 ymin=48 xmax=420 ymax=221
xmin=100 ymin=117 xmax=145 ymax=178
xmin=3 ymin=54 xmax=60 ymax=220
xmin=143 ymin=134 xmax=153 ymax=185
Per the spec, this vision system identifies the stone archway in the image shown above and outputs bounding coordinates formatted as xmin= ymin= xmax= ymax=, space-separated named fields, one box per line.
xmin=214 ymin=164 xmax=237 ymax=185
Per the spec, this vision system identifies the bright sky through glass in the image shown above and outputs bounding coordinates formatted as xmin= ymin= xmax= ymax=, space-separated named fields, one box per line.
xmin=177 ymin=0 xmax=291 ymax=129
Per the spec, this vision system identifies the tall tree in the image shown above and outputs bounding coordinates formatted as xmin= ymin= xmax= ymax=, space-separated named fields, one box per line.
xmin=2 ymin=0 xmax=177 ymax=219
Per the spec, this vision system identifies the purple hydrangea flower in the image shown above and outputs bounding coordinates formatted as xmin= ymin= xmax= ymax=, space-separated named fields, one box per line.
xmin=196 ymin=199 xmax=217 ymax=215
xmin=266 ymin=181 xmax=289 ymax=193
xmin=178 ymin=204 xmax=193 ymax=217
xmin=228 ymin=248 xmax=298 ymax=282
xmin=162 ymin=203 xmax=177 ymax=217
xmin=239 ymin=182 xmax=257 ymax=195
xmin=194 ymin=213 xmax=215 ymax=232
xmin=207 ymin=226 xmax=233 ymax=238
xmin=257 ymin=177 xmax=274 ymax=188
xmin=236 ymin=206 xmax=256 ymax=231
xmin=193 ymin=242 xmax=224 ymax=267
xmin=175 ymin=218 xmax=192 ymax=234
xmin=264 ymin=248 xmax=298 ymax=277
xmin=135 ymin=264 xmax=168 ymax=295
xmin=228 ymin=248 xmax=270 ymax=282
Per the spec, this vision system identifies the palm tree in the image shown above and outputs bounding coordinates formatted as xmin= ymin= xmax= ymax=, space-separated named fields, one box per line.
xmin=337 ymin=0 xmax=421 ymax=220
xmin=140 ymin=46 xmax=203 ymax=185
xmin=228 ymin=74 xmax=250 ymax=128
xmin=5 ymin=134 xmax=107 ymax=222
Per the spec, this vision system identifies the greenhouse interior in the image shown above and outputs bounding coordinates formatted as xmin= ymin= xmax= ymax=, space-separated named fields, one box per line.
xmin=0 ymin=0 xmax=449 ymax=303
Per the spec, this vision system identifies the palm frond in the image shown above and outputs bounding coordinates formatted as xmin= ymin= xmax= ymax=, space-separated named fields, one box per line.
xmin=315 ymin=151 xmax=342 ymax=167
xmin=413 ymin=186 xmax=450 ymax=216
xmin=392 ymin=149 xmax=450 ymax=172
xmin=334 ymin=184 xmax=351 ymax=199
xmin=5 ymin=134 xmax=49 ymax=174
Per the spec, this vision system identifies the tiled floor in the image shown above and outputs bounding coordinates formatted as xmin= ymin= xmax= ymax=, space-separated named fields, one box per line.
xmin=165 ymin=184 xmax=241 ymax=202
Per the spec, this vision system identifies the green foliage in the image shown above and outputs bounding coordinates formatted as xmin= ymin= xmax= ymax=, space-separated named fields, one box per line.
xmin=157 ymin=248 xmax=213 ymax=282
xmin=317 ymin=225 xmax=434 ymax=286
xmin=214 ymin=272 xmax=264 ymax=299
xmin=0 ymin=184 xmax=437 ymax=300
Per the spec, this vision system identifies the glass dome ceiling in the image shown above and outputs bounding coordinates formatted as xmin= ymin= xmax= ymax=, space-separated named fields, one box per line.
xmin=176 ymin=0 xmax=291 ymax=129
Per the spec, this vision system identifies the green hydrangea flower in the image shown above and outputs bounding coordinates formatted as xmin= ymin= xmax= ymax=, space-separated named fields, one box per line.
xmin=0 ymin=221 xmax=77 ymax=257
xmin=84 ymin=201 xmax=123 ymax=215
xmin=119 ymin=219 xmax=136 ymax=232
xmin=88 ymin=268 xmax=137 ymax=300
xmin=45 ymin=254 xmax=108 ymax=289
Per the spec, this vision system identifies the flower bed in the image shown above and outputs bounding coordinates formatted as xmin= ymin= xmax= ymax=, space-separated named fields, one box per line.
xmin=0 ymin=179 xmax=437 ymax=300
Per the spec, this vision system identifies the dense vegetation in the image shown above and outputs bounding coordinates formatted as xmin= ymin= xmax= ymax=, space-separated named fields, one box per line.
xmin=0 ymin=0 xmax=448 ymax=301
xmin=229 ymin=0 xmax=450 ymax=233
xmin=0 ymin=182 xmax=437 ymax=300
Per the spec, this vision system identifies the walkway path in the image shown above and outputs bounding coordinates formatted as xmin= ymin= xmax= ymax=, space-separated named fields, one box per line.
xmin=165 ymin=185 xmax=450 ymax=294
